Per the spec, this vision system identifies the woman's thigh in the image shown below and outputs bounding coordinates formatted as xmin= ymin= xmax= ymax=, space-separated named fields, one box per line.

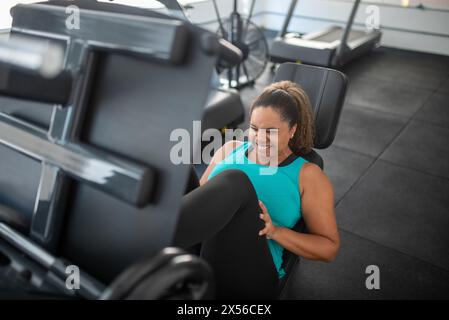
xmin=174 ymin=169 xmax=279 ymax=299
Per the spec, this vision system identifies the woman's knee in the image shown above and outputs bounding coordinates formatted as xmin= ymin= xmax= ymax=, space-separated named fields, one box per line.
xmin=217 ymin=169 xmax=251 ymax=189
xmin=216 ymin=169 xmax=258 ymax=205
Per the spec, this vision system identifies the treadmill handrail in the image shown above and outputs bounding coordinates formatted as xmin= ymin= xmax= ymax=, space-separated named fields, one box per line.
xmin=335 ymin=0 xmax=361 ymax=62
xmin=278 ymin=0 xmax=298 ymax=38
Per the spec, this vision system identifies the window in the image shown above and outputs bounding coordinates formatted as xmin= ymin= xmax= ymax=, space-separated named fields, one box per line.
xmin=0 ymin=1 xmax=47 ymax=30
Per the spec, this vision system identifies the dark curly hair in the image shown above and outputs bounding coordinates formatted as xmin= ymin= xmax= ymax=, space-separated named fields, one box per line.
xmin=250 ymin=81 xmax=315 ymax=155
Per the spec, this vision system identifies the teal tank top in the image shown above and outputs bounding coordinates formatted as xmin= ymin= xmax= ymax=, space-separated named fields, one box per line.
xmin=208 ymin=142 xmax=308 ymax=278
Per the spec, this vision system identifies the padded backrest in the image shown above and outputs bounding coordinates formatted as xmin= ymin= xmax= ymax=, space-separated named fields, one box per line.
xmin=0 ymin=1 xmax=220 ymax=284
xmin=274 ymin=63 xmax=348 ymax=149
xmin=275 ymin=63 xmax=347 ymax=285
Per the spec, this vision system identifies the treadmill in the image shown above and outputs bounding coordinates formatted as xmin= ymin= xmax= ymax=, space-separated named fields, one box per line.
xmin=270 ymin=0 xmax=382 ymax=67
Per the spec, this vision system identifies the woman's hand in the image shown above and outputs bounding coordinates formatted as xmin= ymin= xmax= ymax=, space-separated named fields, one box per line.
xmin=258 ymin=201 xmax=278 ymax=239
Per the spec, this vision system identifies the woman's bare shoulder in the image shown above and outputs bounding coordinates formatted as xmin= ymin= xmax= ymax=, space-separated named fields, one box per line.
xmin=200 ymin=140 xmax=243 ymax=185
xmin=301 ymin=162 xmax=323 ymax=178
xmin=299 ymin=162 xmax=332 ymax=194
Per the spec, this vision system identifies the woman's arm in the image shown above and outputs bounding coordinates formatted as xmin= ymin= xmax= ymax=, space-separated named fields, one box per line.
xmin=259 ymin=163 xmax=340 ymax=262
xmin=199 ymin=140 xmax=242 ymax=185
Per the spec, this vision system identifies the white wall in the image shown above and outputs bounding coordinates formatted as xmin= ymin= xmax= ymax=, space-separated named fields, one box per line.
xmin=188 ymin=0 xmax=449 ymax=56
xmin=260 ymin=0 xmax=449 ymax=56
xmin=185 ymin=0 xmax=266 ymax=30
xmin=0 ymin=0 xmax=46 ymax=30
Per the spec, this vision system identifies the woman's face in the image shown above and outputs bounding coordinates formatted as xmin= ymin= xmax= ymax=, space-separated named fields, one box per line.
xmin=249 ymin=106 xmax=296 ymax=160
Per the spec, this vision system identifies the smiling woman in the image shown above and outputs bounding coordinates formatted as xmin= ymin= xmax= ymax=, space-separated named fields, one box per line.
xmin=174 ymin=79 xmax=340 ymax=299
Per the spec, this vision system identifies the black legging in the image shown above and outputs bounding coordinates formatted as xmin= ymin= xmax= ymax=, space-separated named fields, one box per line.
xmin=173 ymin=169 xmax=279 ymax=299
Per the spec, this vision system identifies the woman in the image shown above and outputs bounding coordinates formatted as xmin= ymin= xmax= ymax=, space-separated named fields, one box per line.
xmin=174 ymin=81 xmax=339 ymax=299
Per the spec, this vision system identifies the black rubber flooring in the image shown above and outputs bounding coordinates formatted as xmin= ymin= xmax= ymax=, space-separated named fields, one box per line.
xmin=239 ymin=47 xmax=449 ymax=299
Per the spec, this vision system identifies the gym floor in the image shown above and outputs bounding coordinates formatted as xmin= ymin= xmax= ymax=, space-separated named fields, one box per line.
xmin=239 ymin=46 xmax=449 ymax=299
xmin=1 ymin=0 xmax=449 ymax=303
